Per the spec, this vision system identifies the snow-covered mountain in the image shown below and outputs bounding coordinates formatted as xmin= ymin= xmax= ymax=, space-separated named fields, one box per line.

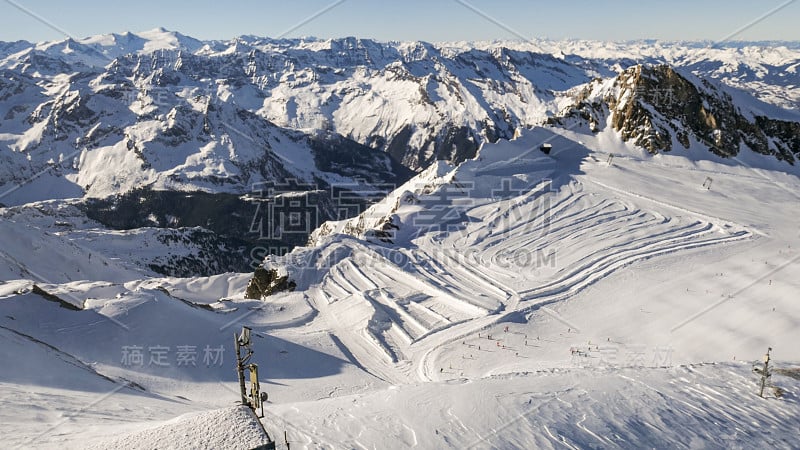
xmin=3 ymin=125 xmax=800 ymax=449
xmin=2 ymin=29 xmax=798 ymax=203
xmin=554 ymin=64 xmax=800 ymax=161
xmin=2 ymin=31 xmax=798 ymax=273
xmin=2 ymin=30 xmax=800 ymax=448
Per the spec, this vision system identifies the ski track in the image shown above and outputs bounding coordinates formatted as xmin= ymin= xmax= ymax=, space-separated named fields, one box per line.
xmin=302 ymin=176 xmax=753 ymax=385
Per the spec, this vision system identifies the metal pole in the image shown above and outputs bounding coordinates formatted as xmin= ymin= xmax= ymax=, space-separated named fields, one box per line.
xmin=235 ymin=332 xmax=248 ymax=405
xmin=759 ymin=347 xmax=771 ymax=398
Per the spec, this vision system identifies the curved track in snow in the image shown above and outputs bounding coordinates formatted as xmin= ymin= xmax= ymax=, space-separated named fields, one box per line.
xmin=300 ymin=172 xmax=752 ymax=384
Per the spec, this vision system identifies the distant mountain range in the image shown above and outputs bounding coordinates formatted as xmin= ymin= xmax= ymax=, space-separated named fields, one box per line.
xmin=1 ymin=29 xmax=798 ymax=204
xmin=1 ymin=29 xmax=798 ymax=275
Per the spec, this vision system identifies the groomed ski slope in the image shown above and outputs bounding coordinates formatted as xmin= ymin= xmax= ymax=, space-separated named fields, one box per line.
xmin=280 ymin=127 xmax=762 ymax=385
xmin=1 ymin=126 xmax=799 ymax=448
xmin=267 ymin=363 xmax=800 ymax=449
xmin=251 ymin=126 xmax=799 ymax=447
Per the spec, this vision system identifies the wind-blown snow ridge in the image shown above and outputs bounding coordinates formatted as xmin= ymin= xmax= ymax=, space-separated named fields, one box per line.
xmin=86 ymin=406 xmax=272 ymax=450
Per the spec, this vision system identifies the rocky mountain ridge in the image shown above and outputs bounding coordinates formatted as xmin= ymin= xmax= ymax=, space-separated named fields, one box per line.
xmin=2 ymin=30 xmax=798 ymax=203
xmin=554 ymin=64 xmax=799 ymax=162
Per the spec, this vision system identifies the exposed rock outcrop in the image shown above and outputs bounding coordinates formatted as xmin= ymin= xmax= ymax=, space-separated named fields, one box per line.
xmin=555 ymin=64 xmax=799 ymax=163
xmin=244 ymin=267 xmax=296 ymax=300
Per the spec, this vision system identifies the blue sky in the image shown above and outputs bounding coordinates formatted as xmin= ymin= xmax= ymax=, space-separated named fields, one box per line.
xmin=0 ymin=0 xmax=798 ymax=43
